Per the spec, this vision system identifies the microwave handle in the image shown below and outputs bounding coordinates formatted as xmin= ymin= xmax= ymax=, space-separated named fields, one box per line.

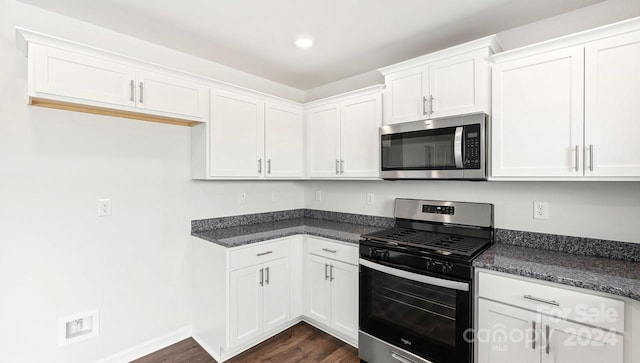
xmin=454 ymin=126 xmax=464 ymax=168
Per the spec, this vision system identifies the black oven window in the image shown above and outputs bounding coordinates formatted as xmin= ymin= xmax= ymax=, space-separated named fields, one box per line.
xmin=365 ymin=268 xmax=458 ymax=350
xmin=381 ymin=127 xmax=457 ymax=170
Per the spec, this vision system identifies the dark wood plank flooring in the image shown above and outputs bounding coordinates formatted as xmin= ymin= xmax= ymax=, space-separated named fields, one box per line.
xmin=131 ymin=322 xmax=359 ymax=363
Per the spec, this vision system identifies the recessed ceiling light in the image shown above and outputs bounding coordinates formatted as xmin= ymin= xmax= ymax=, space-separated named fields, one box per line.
xmin=295 ymin=37 xmax=314 ymax=48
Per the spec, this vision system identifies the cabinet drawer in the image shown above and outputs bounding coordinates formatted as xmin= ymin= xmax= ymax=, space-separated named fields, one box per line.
xmin=307 ymin=237 xmax=358 ymax=265
xmin=229 ymin=239 xmax=290 ymax=270
xmin=478 ymin=271 xmax=624 ymax=332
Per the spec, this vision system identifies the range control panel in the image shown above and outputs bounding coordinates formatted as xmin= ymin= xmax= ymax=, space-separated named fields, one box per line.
xmin=422 ymin=205 xmax=455 ymax=215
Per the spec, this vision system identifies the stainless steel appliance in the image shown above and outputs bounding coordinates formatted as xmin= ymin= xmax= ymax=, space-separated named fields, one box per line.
xmin=380 ymin=113 xmax=487 ymax=180
xmin=359 ymin=198 xmax=494 ymax=363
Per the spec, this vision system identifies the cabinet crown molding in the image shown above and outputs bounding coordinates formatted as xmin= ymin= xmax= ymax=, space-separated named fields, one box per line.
xmin=303 ymin=84 xmax=384 ymax=109
xmin=491 ymin=15 xmax=640 ymax=63
xmin=377 ymin=35 xmax=503 ymax=75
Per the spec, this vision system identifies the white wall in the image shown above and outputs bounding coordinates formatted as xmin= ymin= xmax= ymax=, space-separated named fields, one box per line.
xmin=303 ymin=180 xmax=640 ymax=243
xmin=0 ymin=1 xmax=304 ymax=363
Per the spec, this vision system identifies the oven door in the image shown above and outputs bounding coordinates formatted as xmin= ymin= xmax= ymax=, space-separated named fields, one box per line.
xmin=359 ymin=258 xmax=471 ymax=363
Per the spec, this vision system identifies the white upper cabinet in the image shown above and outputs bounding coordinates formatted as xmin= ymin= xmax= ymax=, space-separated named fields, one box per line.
xmin=209 ymin=89 xmax=265 ymax=178
xmin=30 ymin=44 xmax=136 ymax=108
xmin=25 ymin=39 xmax=209 ymax=125
xmin=379 ymin=36 xmax=500 ymax=125
xmin=265 ymin=102 xmax=304 ymax=178
xmin=491 ymin=18 xmax=640 ymax=180
xmin=193 ymin=88 xmax=303 ymax=180
xmin=306 ymin=86 xmax=383 ymax=179
xmin=135 ymin=70 xmax=208 ymax=120
xmin=307 ymin=103 xmax=341 ymax=178
xmin=492 ymin=47 xmax=585 ymax=177
xmin=584 ymin=29 xmax=640 ymax=177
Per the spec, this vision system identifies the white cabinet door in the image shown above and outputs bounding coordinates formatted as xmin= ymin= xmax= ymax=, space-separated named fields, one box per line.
xmin=306 ymin=254 xmax=332 ymax=326
xmin=584 ymin=29 xmax=640 ymax=177
xmin=31 ymin=43 xmax=136 ymax=108
xmin=135 ymin=70 xmax=208 ymax=121
xmin=262 ymin=257 xmax=291 ymax=333
xmin=229 ymin=264 xmax=263 ymax=348
xmin=209 ymin=89 xmax=265 ymax=177
xmin=429 ymin=49 xmax=486 ymax=118
xmin=307 ymin=104 xmax=340 ymax=178
xmin=477 ymin=299 xmax=540 ymax=363
xmin=329 ymin=260 xmax=358 ymax=341
xmin=265 ymin=103 xmax=304 ymax=178
xmin=383 ymin=67 xmax=428 ymax=125
xmin=543 ymin=319 xmax=623 ymax=363
xmin=492 ymin=47 xmax=585 ymax=177
xmin=339 ymin=93 xmax=382 ymax=178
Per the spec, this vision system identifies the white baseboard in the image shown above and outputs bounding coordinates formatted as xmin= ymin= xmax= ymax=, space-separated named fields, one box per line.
xmin=93 ymin=325 xmax=192 ymax=363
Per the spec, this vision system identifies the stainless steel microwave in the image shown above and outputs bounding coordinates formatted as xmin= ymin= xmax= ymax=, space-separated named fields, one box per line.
xmin=380 ymin=113 xmax=487 ymax=180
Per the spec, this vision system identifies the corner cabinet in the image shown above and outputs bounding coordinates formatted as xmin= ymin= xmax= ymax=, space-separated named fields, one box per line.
xmin=379 ymin=36 xmax=501 ymax=125
xmin=192 ymin=236 xmax=302 ymax=362
xmin=491 ymin=19 xmax=640 ymax=180
xmin=476 ymin=271 xmax=624 ymax=363
xmin=306 ymin=86 xmax=383 ymax=179
xmin=304 ymin=237 xmax=359 ymax=345
xmin=21 ymin=31 xmax=209 ymax=126
xmin=192 ymin=87 xmax=304 ymax=179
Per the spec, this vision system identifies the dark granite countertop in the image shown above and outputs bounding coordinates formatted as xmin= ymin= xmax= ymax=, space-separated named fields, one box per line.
xmin=474 ymin=243 xmax=640 ymax=302
xmin=192 ymin=217 xmax=389 ymax=248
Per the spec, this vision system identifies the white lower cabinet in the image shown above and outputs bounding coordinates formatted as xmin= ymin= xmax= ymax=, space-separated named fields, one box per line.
xmin=192 ymin=236 xmax=299 ymax=362
xmin=477 ymin=271 xmax=624 ymax=363
xmin=229 ymin=257 xmax=290 ymax=348
xmin=192 ymin=234 xmax=358 ymax=362
xmin=304 ymin=237 xmax=359 ymax=344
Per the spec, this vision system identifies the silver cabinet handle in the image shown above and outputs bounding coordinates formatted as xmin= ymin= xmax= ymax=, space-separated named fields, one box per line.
xmin=340 ymin=160 xmax=344 ymax=174
xmin=575 ymin=145 xmax=580 ymax=171
xmin=545 ymin=325 xmax=550 ymax=354
xmin=256 ymin=251 xmax=272 ymax=257
xmin=336 ymin=159 xmax=340 ymax=174
xmin=532 ymin=321 xmax=536 ymax=349
xmin=322 ymin=248 xmax=337 ymax=253
xmin=422 ymin=96 xmax=427 ymax=116
xmin=391 ymin=352 xmax=423 ymax=363
xmin=428 ymin=95 xmax=434 ymax=115
xmin=265 ymin=267 xmax=269 ymax=285
xmin=330 ymin=264 xmax=334 ymax=281
xmin=129 ymin=80 xmax=134 ymax=102
xmin=454 ymin=126 xmax=464 ymax=168
xmin=589 ymin=144 xmax=594 ymax=171
xmin=259 ymin=268 xmax=264 ymax=286
xmin=324 ymin=263 xmax=329 ymax=280
xmin=267 ymin=159 xmax=271 ymax=174
xmin=524 ymin=294 xmax=559 ymax=306
xmin=138 ymin=82 xmax=144 ymax=103
xmin=258 ymin=158 xmax=262 ymax=174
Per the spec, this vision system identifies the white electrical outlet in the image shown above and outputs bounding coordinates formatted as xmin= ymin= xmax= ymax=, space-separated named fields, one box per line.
xmin=272 ymin=192 xmax=279 ymax=202
xmin=533 ymin=201 xmax=549 ymax=219
xmin=366 ymin=192 xmax=375 ymax=205
xmin=98 ymin=199 xmax=111 ymax=217
xmin=315 ymin=190 xmax=322 ymax=201
xmin=239 ymin=192 xmax=247 ymax=204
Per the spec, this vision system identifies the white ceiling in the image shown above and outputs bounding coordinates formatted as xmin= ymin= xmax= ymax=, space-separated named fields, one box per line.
xmin=19 ymin=0 xmax=604 ymax=89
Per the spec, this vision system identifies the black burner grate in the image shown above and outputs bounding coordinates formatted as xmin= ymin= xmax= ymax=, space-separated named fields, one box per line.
xmin=362 ymin=227 xmax=490 ymax=257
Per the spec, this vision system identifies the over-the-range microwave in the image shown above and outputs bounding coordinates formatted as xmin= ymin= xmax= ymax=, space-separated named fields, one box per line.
xmin=380 ymin=113 xmax=487 ymax=180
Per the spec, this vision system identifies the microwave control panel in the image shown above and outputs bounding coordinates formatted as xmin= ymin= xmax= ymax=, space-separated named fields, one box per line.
xmin=464 ymin=124 xmax=481 ymax=169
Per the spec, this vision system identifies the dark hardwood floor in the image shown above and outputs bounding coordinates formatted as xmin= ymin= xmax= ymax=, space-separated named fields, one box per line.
xmin=131 ymin=322 xmax=359 ymax=363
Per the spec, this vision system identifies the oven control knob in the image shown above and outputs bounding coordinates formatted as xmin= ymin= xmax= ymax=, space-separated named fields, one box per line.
xmin=443 ymin=262 xmax=453 ymax=274
xmin=371 ymin=249 xmax=388 ymax=260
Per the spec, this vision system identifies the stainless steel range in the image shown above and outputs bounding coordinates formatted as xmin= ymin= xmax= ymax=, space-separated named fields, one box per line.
xmin=359 ymin=198 xmax=494 ymax=363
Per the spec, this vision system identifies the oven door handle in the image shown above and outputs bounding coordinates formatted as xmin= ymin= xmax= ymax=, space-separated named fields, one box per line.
xmin=454 ymin=126 xmax=464 ymax=169
xmin=359 ymin=258 xmax=469 ymax=292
